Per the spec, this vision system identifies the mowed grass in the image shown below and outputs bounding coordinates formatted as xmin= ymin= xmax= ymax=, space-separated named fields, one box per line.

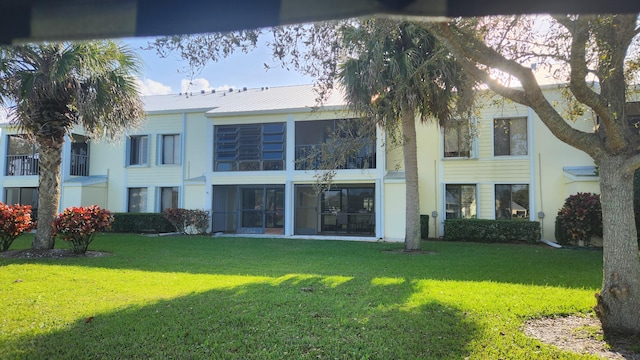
xmin=0 ymin=234 xmax=603 ymax=359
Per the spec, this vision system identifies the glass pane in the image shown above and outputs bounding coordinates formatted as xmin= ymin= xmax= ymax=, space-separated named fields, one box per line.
xmin=322 ymin=190 xmax=341 ymax=213
xmin=510 ymin=118 xmax=528 ymax=156
xmin=128 ymin=188 xmax=147 ymax=213
xmin=294 ymin=186 xmax=318 ymax=235
xmin=494 ymin=119 xmax=510 ymax=156
xmin=511 ymin=184 xmax=529 ymax=219
xmin=8 ymin=136 xmax=32 ymax=155
xmin=445 ymin=185 xmax=461 ymax=219
xmin=295 ymin=120 xmax=332 ymax=146
xmin=262 ymin=151 xmax=283 ymax=160
xmin=495 ymin=184 xmax=511 ymax=219
xmin=263 ymin=123 xmax=284 ymax=133
xmin=5 ymin=188 xmax=19 ymax=205
xmin=161 ymin=187 xmax=179 ymax=211
xmin=163 ymin=135 xmax=179 ymax=164
xmin=460 ymin=185 xmax=477 ymax=219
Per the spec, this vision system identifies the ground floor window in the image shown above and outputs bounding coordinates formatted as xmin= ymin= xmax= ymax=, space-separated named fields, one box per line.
xmin=445 ymin=184 xmax=476 ymax=219
xmin=495 ymin=184 xmax=529 ymax=220
xmin=160 ymin=187 xmax=179 ymax=212
xmin=4 ymin=187 xmax=38 ymax=219
xmin=128 ymin=187 xmax=147 ymax=213
xmin=294 ymin=183 xmax=375 ymax=236
xmin=212 ymin=185 xmax=284 ymax=234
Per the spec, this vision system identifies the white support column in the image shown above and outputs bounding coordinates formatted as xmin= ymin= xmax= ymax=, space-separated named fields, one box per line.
xmin=528 ymin=107 xmax=537 ymax=222
xmin=375 ymin=126 xmax=386 ymax=239
xmin=285 ymin=115 xmax=296 ymax=236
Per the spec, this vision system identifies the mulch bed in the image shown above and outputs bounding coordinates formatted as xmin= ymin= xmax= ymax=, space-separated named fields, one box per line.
xmin=1 ymin=249 xmax=111 ymax=259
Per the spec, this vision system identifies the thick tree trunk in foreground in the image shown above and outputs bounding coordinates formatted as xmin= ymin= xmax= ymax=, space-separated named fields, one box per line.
xmin=31 ymin=136 xmax=63 ymax=250
xmin=402 ymin=107 xmax=421 ymax=251
xmin=595 ymin=156 xmax=640 ymax=334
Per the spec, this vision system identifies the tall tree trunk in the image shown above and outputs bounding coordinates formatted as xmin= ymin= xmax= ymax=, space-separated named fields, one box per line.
xmin=595 ymin=155 xmax=640 ymax=334
xmin=402 ymin=106 xmax=421 ymax=251
xmin=31 ymin=136 xmax=63 ymax=250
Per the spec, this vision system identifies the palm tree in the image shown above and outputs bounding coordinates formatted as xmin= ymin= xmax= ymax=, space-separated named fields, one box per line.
xmin=338 ymin=19 xmax=474 ymax=251
xmin=0 ymin=41 xmax=145 ymax=249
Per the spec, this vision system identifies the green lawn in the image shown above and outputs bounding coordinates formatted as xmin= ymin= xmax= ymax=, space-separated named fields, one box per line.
xmin=0 ymin=234 xmax=603 ymax=359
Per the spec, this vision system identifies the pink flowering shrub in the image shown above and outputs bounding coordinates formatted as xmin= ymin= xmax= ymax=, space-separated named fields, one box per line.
xmin=0 ymin=202 xmax=34 ymax=251
xmin=53 ymin=205 xmax=114 ymax=254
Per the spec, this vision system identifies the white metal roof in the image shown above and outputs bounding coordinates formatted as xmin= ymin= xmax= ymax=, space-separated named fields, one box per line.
xmin=143 ymin=84 xmax=347 ymax=115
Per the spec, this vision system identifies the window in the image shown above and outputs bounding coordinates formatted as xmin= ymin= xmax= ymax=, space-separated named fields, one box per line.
xmin=128 ymin=187 xmax=147 ymax=212
xmin=214 ymin=123 xmax=285 ymax=171
xmin=128 ymin=135 xmax=148 ymax=166
xmin=443 ymin=120 xmax=472 ymax=158
xmin=5 ymin=187 xmax=38 ymax=219
xmin=494 ymin=118 xmax=528 ymax=156
xmin=295 ymin=119 xmax=376 ymax=170
xmin=319 ymin=185 xmax=375 ymax=235
xmin=161 ymin=134 xmax=180 ymax=165
xmin=495 ymin=184 xmax=529 ymax=220
xmin=160 ymin=187 xmax=179 ymax=212
xmin=6 ymin=135 xmax=40 ymax=176
xmin=445 ymin=184 xmax=476 ymax=219
xmin=70 ymin=135 xmax=89 ymax=176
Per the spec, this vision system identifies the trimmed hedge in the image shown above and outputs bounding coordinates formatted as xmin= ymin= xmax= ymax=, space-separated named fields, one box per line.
xmin=420 ymin=214 xmax=430 ymax=239
xmin=109 ymin=213 xmax=175 ymax=233
xmin=444 ymin=219 xmax=541 ymax=243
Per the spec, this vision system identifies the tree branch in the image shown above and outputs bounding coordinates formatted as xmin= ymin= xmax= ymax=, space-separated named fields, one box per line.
xmin=425 ymin=21 xmax=604 ymax=159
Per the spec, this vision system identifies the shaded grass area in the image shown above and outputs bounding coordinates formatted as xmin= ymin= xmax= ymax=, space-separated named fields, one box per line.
xmin=1 ymin=234 xmax=603 ymax=359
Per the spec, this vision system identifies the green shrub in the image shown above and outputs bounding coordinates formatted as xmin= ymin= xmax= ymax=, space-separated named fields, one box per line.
xmin=556 ymin=192 xmax=602 ymax=247
xmin=420 ymin=214 xmax=430 ymax=239
xmin=443 ymin=219 xmax=540 ymax=243
xmin=110 ymin=213 xmax=175 ymax=233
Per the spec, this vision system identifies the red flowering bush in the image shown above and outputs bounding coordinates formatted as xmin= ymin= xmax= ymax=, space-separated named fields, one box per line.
xmin=53 ymin=205 xmax=114 ymax=254
xmin=0 ymin=202 xmax=34 ymax=251
xmin=163 ymin=208 xmax=210 ymax=234
xmin=556 ymin=192 xmax=603 ymax=246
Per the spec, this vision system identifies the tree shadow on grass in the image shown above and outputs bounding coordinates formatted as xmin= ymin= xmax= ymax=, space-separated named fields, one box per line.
xmin=5 ymin=276 xmax=479 ymax=359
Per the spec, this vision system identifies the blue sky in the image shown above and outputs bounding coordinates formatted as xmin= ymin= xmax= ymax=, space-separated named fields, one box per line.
xmin=124 ymin=36 xmax=314 ymax=96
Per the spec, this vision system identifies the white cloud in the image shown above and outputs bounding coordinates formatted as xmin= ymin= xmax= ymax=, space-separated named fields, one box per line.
xmin=180 ymin=78 xmax=236 ymax=94
xmin=136 ymin=78 xmax=172 ymax=96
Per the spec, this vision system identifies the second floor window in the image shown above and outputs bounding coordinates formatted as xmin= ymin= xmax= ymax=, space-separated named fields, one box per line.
xmin=494 ymin=117 xmax=528 ymax=156
xmin=443 ymin=120 xmax=472 ymax=158
xmin=214 ymin=123 xmax=285 ymax=171
xmin=128 ymin=135 xmax=148 ymax=166
xmin=6 ymin=135 xmax=40 ymax=176
xmin=161 ymin=134 xmax=180 ymax=165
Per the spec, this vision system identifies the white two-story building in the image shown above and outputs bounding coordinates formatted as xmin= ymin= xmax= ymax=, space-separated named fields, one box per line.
xmin=1 ymin=84 xmax=611 ymax=242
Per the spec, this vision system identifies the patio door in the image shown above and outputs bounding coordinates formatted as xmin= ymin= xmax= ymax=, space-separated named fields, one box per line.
xmin=238 ymin=185 xmax=284 ymax=234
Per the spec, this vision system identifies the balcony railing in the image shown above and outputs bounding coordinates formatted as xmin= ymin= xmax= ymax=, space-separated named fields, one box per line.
xmin=5 ymin=153 xmax=89 ymax=177
xmin=5 ymin=155 xmax=39 ymax=176
xmin=70 ymin=153 xmax=89 ymax=176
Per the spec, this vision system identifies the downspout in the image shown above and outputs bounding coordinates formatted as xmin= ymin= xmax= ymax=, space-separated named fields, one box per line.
xmin=538 ymin=153 xmax=561 ymax=248
xmin=181 ymin=112 xmax=186 ymax=208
